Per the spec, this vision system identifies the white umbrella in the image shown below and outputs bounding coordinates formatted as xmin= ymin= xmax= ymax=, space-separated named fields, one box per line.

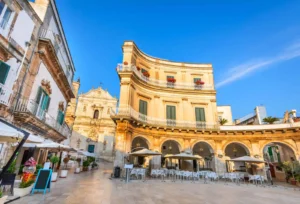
xmin=165 ymin=152 xmax=202 ymax=160
xmin=230 ymin=156 xmax=264 ymax=163
xmin=0 ymin=121 xmax=44 ymax=143
xmin=78 ymin=150 xmax=96 ymax=157
xmin=130 ymin=148 xmax=162 ymax=157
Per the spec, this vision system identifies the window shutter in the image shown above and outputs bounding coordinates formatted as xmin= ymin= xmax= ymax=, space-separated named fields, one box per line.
xmin=0 ymin=61 xmax=10 ymax=84
xmin=143 ymin=101 xmax=147 ymax=116
xmin=172 ymin=106 xmax=176 ymax=120
xmin=167 ymin=105 xmax=176 ymax=120
xmin=167 ymin=76 xmax=174 ymax=79
xmin=166 ymin=106 xmax=171 ymax=119
xmin=35 ymin=87 xmax=43 ymax=104
xmin=194 ymin=78 xmax=201 ymax=83
xmin=57 ymin=110 xmax=65 ymax=125
xmin=195 ymin=108 xmax=205 ymax=121
xmin=45 ymin=96 xmax=51 ymax=111
xmin=200 ymin=108 xmax=205 ymax=121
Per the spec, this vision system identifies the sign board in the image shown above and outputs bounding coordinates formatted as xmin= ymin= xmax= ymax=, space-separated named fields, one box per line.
xmin=43 ymin=162 xmax=51 ymax=169
xmin=31 ymin=169 xmax=52 ymax=195
xmin=124 ymin=164 xmax=133 ymax=169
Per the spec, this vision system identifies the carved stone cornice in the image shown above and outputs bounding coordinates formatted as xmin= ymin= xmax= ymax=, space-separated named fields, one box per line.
xmin=38 ymin=40 xmax=75 ymax=102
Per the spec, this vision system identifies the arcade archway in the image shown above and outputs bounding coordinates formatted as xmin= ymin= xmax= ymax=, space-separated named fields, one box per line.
xmin=193 ymin=141 xmax=214 ymax=170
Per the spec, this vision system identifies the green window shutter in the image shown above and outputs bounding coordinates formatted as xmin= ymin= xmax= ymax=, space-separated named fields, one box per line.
xmin=45 ymin=96 xmax=51 ymax=111
xmin=139 ymin=100 xmax=147 ymax=115
xmin=194 ymin=78 xmax=201 ymax=83
xmin=35 ymin=87 xmax=43 ymax=104
xmin=167 ymin=105 xmax=176 ymax=120
xmin=167 ymin=76 xmax=174 ymax=79
xmin=195 ymin=108 xmax=205 ymax=121
xmin=57 ymin=110 xmax=65 ymax=125
xmin=0 ymin=61 xmax=10 ymax=84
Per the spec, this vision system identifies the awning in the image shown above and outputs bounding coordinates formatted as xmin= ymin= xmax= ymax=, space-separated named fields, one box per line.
xmin=0 ymin=121 xmax=24 ymax=142
xmin=0 ymin=121 xmax=44 ymax=143
xmin=130 ymin=148 xmax=162 ymax=156
xmin=230 ymin=156 xmax=265 ymax=163
xmin=165 ymin=152 xmax=202 ymax=160
xmin=16 ymin=140 xmax=75 ymax=151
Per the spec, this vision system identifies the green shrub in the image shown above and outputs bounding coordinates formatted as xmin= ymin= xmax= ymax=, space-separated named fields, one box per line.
xmin=50 ymin=156 xmax=59 ymax=171
xmin=19 ymin=180 xmax=35 ymax=188
xmin=18 ymin=165 xmax=24 ymax=175
xmin=87 ymin=156 xmax=95 ymax=163
xmin=0 ymin=189 xmax=2 ymax=198
xmin=7 ymin=160 xmax=17 ymax=174
xmin=35 ymin=164 xmax=43 ymax=175
xmin=83 ymin=160 xmax=90 ymax=167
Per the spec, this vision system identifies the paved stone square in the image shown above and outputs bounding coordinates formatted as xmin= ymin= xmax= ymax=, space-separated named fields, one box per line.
xmin=11 ymin=162 xmax=300 ymax=204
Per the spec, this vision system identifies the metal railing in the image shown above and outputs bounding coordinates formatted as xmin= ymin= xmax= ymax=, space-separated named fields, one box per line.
xmin=40 ymin=28 xmax=73 ymax=87
xmin=110 ymin=106 xmax=218 ymax=130
xmin=0 ymin=83 xmax=12 ymax=106
xmin=116 ymin=64 xmax=214 ymax=90
xmin=14 ymin=98 xmax=71 ymax=138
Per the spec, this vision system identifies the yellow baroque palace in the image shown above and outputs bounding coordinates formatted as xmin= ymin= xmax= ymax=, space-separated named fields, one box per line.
xmin=111 ymin=41 xmax=300 ymax=175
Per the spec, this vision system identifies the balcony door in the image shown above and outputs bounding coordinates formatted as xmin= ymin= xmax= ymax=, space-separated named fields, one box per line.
xmin=139 ymin=100 xmax=147 ymax=122
xmin=166 ymin=105 xmax=176 ymax=126
xmin=195 ymin=107 xmax=206 ymax=128
xmin=36 ymin=87 xmax=50 ymax=120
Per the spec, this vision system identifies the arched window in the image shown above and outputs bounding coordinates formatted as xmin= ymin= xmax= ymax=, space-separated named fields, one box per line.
xmin=93 ymin=110 xmax=99 ymax=119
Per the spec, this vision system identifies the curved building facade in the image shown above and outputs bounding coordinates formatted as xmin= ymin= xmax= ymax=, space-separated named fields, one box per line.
xmin=112 ymin=41 xmax=300 ymax=175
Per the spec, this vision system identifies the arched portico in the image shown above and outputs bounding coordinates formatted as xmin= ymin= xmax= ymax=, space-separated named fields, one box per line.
xmin=160 ymin=140 xmax=181 ymax=155
xmin=193 ymin=141 xmax=215 ymax=170
xmin=224 ymin=142 xmax=251 ymax=158
xmin=131 ymin=136 xmax=150 ymax=152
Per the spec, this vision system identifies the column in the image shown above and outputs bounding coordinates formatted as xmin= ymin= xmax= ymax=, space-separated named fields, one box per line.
xmin=213 ymin=140 xmax=226 ymax=173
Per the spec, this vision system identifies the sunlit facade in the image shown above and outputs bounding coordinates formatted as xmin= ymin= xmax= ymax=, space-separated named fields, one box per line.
xmin=112 ymin=41 xmax=300 ymax=175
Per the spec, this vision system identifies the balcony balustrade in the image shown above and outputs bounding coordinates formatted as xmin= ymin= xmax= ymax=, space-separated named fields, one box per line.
xmin=0 ymin=83 xmax=12 ymax=106
xmin=110 ymin=106 xmax=218 ymax=130
xmin=40 ymin=28 xmax=73 ymax=87
xmin=116 ymin=64 xmax=214 ymax=90
xmin=14 ymin=98 xmax=71 ymax=139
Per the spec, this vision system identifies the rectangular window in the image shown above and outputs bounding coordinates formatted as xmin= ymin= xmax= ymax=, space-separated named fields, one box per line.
xmin=88 ymin=144 xmax=95 ymax=153
xmin=35 ymin=87 xmax=51 ymax=120
xmin=0 ymin=60 xmax=10 ymax=84
xmin=194 ymin=78 xmax=201 ymax=83
xmin=0 ymin=1 xmax=5 ymax=16
xmin=167 ymin=76 xmax=174 ymax=88
xmin=166 ymin=105 xmax=176 ymax=126
xmin=57 ymin=110 xmax=65 ymax=125
xmin=0 ymin=7 xmax=12 ymax=29
xmin=141 ymin=68 xmax=147 ymax=73
xmin=139 ymin=100 xmax=147 ymax=121
xmin=195 ymin=107 xmax=205 ymax=128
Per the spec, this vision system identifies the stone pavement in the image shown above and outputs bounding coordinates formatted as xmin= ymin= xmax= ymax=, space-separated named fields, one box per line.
xmin=11 ymin=162 xmax=300 ymax=204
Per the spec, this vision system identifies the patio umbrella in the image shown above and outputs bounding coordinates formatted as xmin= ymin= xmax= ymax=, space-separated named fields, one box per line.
xmin=165 ymin=152 xmax=202 ymax=160
xmin=78 ymin=150 xmax=96 ymax=157
xmin=130 ymin=148 xmax=162 ymax=156
xmin=230 ymin=156 xmax=264 ymax=163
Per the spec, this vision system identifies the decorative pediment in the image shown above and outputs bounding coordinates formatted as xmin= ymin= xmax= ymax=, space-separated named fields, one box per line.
xmin=41 ymin=79 xmax=52 ymax=95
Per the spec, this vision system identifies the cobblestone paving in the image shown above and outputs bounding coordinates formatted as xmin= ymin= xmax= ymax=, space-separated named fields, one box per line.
xmin=11 ymin=162 xmax=300 ymax=204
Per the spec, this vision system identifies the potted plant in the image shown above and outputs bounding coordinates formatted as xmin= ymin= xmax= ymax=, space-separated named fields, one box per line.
xmin=50 ymin=156 xmax=59 ymax=182
xmin=123 ymin=61 xmax=128 ymax=65
xmin=82 ymin=160 xmax=90 ymax=171
xmin=92 ymin=162 xmax=98 ymax=170
xmin=167 ymin=78 xmax=176 ymax=83
xmin=0 ymin=189 xmax=8 ymax=204
xmin=14 ymin=179 xmax=35 ymax=197
xmin=195 ymin=80 xmax=205 ymax=85
xmin=142 ymin=71 xmax=150 ymax=77
xmin=75 ymin=158 xmax=81 ymax=174
xmin=60 ymin=157 xmax=70 ymax=178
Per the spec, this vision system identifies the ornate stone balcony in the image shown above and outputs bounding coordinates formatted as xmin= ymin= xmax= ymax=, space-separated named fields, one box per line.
xmin=0 ymin=83 xmax=12 ymax=107
xmin=13 ymin=98 xmax=71 ymax=141
xmin=110 ymin=106 xmax=218 ymax=130
xmin=116 ymin=64 xmax=214 ymax=91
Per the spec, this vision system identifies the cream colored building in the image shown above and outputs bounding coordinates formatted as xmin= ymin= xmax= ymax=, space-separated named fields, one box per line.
xmin=111 ymin=41 xmax=300 ymax=176
xmin=67 ymin=85 xmax=118 ymax=161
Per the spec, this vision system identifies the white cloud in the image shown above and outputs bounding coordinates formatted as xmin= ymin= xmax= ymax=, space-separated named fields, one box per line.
xmin=215 ymin=42 xmax=300 ymax=88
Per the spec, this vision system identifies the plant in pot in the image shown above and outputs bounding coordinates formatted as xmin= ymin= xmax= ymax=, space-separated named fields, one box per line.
xmin=0 ymin=188 xmax=8 ymax=204
xmin=82 ymin=160 xmax=90 ymax=171
xmin=50 ymin=156 xmax=59 ymax=182
xmin=92 ymin=162 xmax=98 ymax=170
xmin=87 ymin=157 xmax=95 ymax=171
xmin=75 ymin=158 xmax=81 ymax=174
xmin=60 ymin=157 xmax=70 ymax=178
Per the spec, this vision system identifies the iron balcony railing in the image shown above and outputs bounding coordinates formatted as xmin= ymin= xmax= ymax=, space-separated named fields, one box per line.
xmin=14 ymin=98 xmax=71 ymax=138
xmin=40 ymin=28 xmax=74 ymax=88
xmin=0 ymin=83 xmax=12 ymax=106
xmin=116 ymin=64 xmax=214 ymax=90
xmin=110 ymin=106 xmax=218 ymax=130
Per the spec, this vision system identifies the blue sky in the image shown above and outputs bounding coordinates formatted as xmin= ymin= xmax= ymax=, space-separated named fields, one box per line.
xmin=56 ymin=0 xmax=300 ymax=120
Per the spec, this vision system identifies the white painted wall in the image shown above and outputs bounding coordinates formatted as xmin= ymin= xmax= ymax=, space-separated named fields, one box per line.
xmin=28 ymin=62 xmax=67 ymax=119
xmin=217 ymin=106 xmax=233 ymax=125
xmin=10 ymin=11 xmax=35 ymax=49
